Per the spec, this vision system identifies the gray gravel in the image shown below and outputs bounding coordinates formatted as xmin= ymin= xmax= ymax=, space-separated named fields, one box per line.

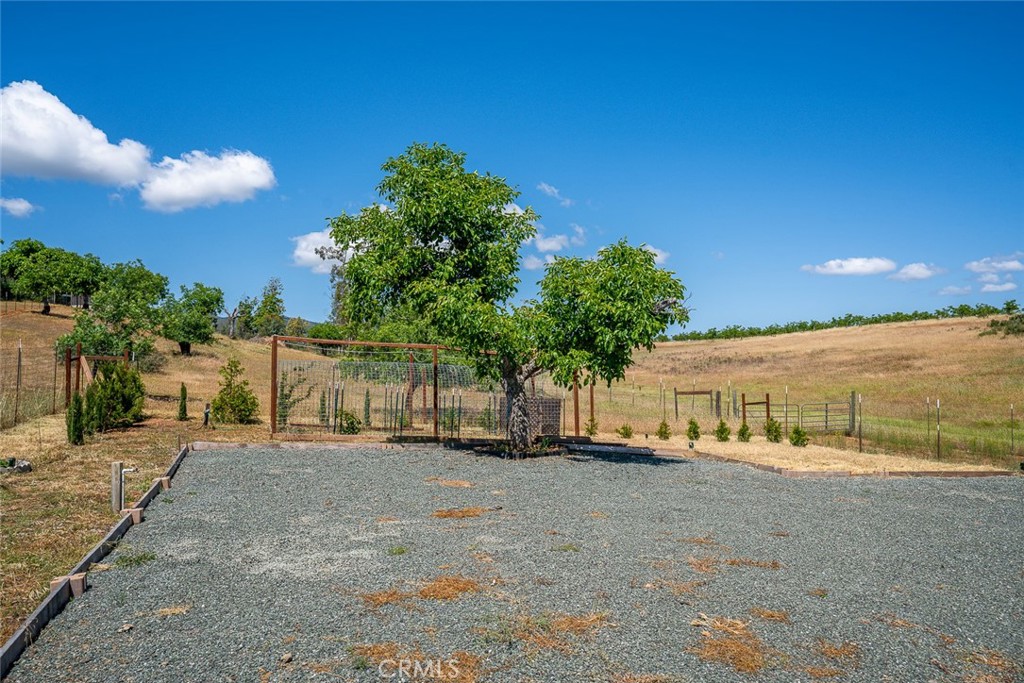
xmin=7 ymin=445 xmax=1023 ymax=683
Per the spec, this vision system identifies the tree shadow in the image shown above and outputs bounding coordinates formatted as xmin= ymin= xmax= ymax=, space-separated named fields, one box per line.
xmin=565 ymin=449 xmax=690 ymax=467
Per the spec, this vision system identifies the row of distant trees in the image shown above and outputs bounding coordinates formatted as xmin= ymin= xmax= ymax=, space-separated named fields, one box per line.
xmin=666 ymin=300 xmax=1020 ymax=342
xmin=0 ymin=238 xmax=290 ymax=359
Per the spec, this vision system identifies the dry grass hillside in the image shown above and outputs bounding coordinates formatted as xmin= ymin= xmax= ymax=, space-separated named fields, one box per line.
xmin=620 ymin=317 xmax=1023 ymax=466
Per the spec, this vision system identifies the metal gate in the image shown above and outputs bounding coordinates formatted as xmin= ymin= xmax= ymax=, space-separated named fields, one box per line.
xmin=799 ymin=400 xmax=854 ymax=434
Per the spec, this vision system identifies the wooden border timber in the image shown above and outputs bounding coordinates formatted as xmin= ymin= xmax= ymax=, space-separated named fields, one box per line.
xmin=0 ymin=445 xmax=190 ymax=679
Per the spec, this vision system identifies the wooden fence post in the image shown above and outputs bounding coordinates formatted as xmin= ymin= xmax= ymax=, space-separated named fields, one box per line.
xmin=270 ymin=336 xmax=278 ymax=434
xmin=741 ymin=393 xmax=746 ymax=424
xmin=432 ymin=346 xmax=439 ymax=441
xmin=65 ymin=347 xmax=72 ymax=408
xmin=573 ymin=371 xmax=580 ymax=437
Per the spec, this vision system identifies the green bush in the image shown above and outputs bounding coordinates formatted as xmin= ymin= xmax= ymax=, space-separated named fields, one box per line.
xmin=765 ymin=417 xmax=783 ymax=443
xmin=83 ymin=363 xmax=146 ymax=433
xmin=714 ymin=419 xmax=730 ymax=442
xmin=656 ymin=420 xmax=671 ymax=440
xmin=686 ymin=418 xmax=700 ymax=441
xmin=177 ymin=383 xmax=188 ymax=421
xmin=789 ymin=425 xmax=809 ymax=447
xmin=737 ymin=422 xmax=752 ymax=443
xmin=211 ymin=358 xmax=260 ymax=423
xmin=584 ymin=417 xmax=598 ymax=437
xmin=615 ymin=423 xmax=634 ymax=439
xmin=66 ymin=392 xmax=85 ymax=445
xmin=337 ymin=409 xmax=361 ymax=434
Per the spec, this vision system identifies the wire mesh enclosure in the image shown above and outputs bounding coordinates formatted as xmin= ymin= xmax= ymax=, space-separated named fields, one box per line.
xmin=270 ymin=336 xmax=566 ymax=439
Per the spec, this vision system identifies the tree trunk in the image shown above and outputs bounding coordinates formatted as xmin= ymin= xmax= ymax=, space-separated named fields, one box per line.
xmin=501 ymin=361 xmax=537 ymax=453
xmin=41 ymin=300 xmax=50 ymax=315
xmin=179 ymin=341 xmax=192 ymax=356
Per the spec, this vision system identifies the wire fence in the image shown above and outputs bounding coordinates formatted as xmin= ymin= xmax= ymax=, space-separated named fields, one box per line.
xmin=0 ymin=339 xmax=65 ymax=429
xmin=273 ymin=338 xmax=567 ymax=439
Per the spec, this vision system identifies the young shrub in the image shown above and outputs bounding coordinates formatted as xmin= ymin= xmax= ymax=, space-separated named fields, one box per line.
xmin=584 ymin=417 xmax=598 ymax=437
xmin=318 ymin=390 xmax=329 ymax=428
xmin=211 ymin=358 xmax=260 ymax=423
xmin=656 ymin=420 xmax=672 ymax=440
xmin=616 ymin=423 xmax=634 ymax=439
xmin=714 ymin=419 xmax=731 ymax=442
xmin=338 ymin=409 xmax=361 ymax=435
xmin=83 ymin=380 xmax=101 ymax=436
xmin=177 ymin=383 xmax=188 ymax=421
xmin=66 ymin=392 xmax=85 ymax=445
xmin=87 ymin=363 xmax=146 ymax=431
xmin=686 ymin=418 xmax=701 ymax=441
xmin=789 ymin=425 xmax=809 ymax=447
xmin=764 ymin=417 xmax=783 ymax=443
xmin=737 ymin=422 xmax=752 ymax=443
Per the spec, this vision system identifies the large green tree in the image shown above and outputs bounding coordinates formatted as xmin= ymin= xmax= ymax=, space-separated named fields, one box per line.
xmin=327 ymin=143 xmax=687 ymax=449
xmin=0 ymin=239 xmax=105 ymax=314
xmin=57 ymin=260 xmax=169 ymax=357
xmin=161 ymin=282 xmax=225 ymax=355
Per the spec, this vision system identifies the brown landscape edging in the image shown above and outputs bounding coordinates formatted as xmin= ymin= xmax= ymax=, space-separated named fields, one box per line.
xmin=661 ymin=449 xmax=1016 ymax=479
xmin=0 ymin=444 xmax=191 ymax=680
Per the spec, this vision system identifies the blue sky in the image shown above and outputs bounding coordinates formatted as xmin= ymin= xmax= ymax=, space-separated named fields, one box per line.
xmin=1 ymin=2 xmax=1021 ymax=333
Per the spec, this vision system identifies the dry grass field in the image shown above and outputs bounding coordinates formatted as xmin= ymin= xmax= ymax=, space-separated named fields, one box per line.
xmin=1 ymin=307 xmax=1021 ymax=644
xmin=603 ymin=316 xmax=1023 ymax=468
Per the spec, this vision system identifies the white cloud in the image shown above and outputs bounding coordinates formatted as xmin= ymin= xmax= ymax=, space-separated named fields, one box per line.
xmin=569 ymin=223 xmax=586 ymax=246
xmin=522 ymin=254 xmax=554 ymax=271
xmin=977 ymin=273 xmax=1001 ymax=284
xmin=139 ymin=150 xmax=275 ymax=212
xmin=291 ymin=228 xmax=342 ymax=274
xmin=939 ymin=285 xmax=972 ymax=296
xmin=0 ymin=197 xmax=37 ymax=217
xmin=534 ymin=232 xmax=570 ymax=253
xmin=644 ymin=245 xmax=669 ymax=265
xmin=801 ymin=257 xmax=897 ymax=276
xmin=1 ymin=80 xmax=151 ymax=185
xmin=1 ymin=80 xmax=276 ymax=212
xmin=888 ymin=262 xmax=945 ymax=281
xmin=503 ymin=202 xmax=524 ymax=215
xmin=964 ymin=255 xmax=1023 ymax=273
xmin=537 ymin=182 xmax=574 ymax=207
xmin=981 ymin=282 xmax=1018 ymax=293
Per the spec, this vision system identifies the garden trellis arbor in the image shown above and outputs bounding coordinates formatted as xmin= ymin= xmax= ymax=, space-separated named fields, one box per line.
xmin=63 ymin=343 xmax=130 ymax=405
xmin=269 ymin=335 xmax=566 ymax=440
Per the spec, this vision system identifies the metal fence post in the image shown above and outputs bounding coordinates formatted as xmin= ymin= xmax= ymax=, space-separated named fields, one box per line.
xmin=849 ymin=391 xmax=856 ymax=435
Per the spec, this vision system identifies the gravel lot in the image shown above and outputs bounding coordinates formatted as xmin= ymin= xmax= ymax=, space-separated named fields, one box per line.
xmin=8 ymin=445 xmax=1023 ymax=683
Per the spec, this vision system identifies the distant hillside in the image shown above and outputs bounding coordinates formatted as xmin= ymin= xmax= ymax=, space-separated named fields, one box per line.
xmin=670 ymin=301 xmax=1018 ymax=341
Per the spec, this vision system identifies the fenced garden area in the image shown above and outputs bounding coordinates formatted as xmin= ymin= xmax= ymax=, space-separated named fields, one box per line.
xmin=271 ymin=337 xmax=565 ymax=440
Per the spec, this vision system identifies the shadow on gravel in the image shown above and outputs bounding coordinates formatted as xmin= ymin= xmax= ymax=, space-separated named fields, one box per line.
xmin=565 ymin=452 xmax=690 ymax=467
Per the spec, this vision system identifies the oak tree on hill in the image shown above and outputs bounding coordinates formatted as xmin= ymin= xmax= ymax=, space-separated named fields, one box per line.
xmin=326 ymin=143 xmax=687 ymax=450
xmin=160 ymin=282 xmax=225 ymax=355
xmin=0 ymin=239 xmax=105 ymax=314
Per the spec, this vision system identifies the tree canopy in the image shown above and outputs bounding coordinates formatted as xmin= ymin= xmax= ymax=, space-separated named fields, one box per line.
xmin=160 ymin=282 xmax=225 ymax=355
xmin=327 ymin=142 xmax=687 ymax=449
xmin=0 ymin=238 xmax=105 ymax=313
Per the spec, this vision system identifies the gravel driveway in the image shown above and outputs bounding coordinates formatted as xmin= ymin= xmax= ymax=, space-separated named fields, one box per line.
xmin=7 ymin=445 xmax=1023 ymax=682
